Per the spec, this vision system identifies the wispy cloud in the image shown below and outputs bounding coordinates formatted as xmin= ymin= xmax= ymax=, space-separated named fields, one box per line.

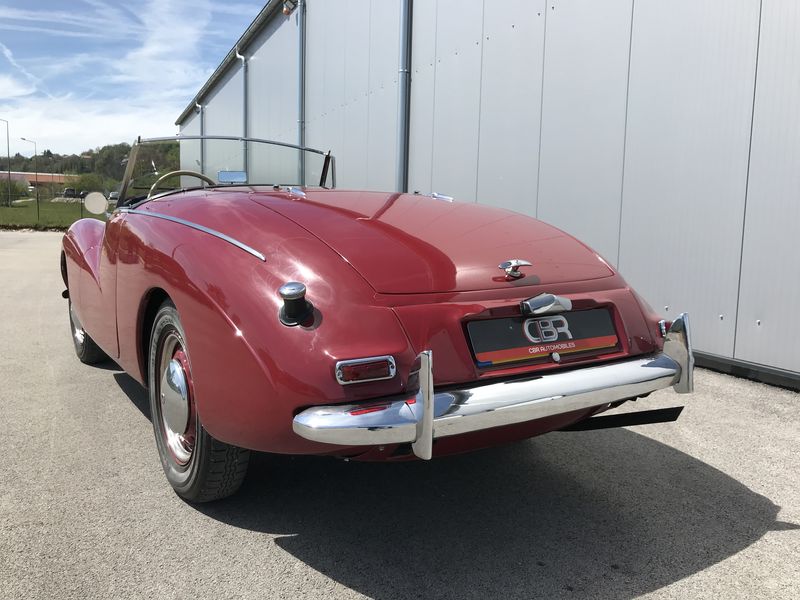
xmin=0 ymin=41 xmax=54 ymax=99
xmin=0 ymin=74 xmax=35 ymax=100
xmin=0 ymin=3 xmax=144 ymax=39
xmin=0 ymin=0 xmax=262 ymax=154
xmin=1 ymin=43 xmax=42 ymax=86
xmin=109 ymin=0 xmax=219 ymax=100
xmin=1 ymin=95 xmax=180 ymax=155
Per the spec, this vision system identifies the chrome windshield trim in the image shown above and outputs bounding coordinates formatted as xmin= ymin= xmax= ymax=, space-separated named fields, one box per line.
xmin=119 ymin=135 xmax=337 ymax=203
xmin=118 ymin=208 xmax=266 ymax=261
xmin=144 ymin=135 xmax=329 ymax=156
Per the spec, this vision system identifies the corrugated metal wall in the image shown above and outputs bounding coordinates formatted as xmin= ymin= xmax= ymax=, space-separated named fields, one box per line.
xmin=247 ymin=13 xmax=301 ymax=184
xmin=177 ymin=0 xmax=798 ymax=377
xmin=408 ymin=0 xmax=546 ymax=211
xmin=537 ymin=0 xmax=632 ymax=265
xmin=734 ymin=0 xmax=800 ymax=373
xmin=618 ymin=0 xmax=760 ymax=358
xmin=178 ymin=111 xmax=202 ymax=187
xmin=305 ymin=0 xmax=400 ymax=190
xmin=203 ymin=64 xmax=246 ymax=176
xmin=247 ymin=13 xmax=299 ymax=143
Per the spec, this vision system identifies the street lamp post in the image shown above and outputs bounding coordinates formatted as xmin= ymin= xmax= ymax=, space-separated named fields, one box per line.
xmin=20 ymin=137 xmax=38 ymax=222
xmin=0 ymin=118 xmax=10 ymax=207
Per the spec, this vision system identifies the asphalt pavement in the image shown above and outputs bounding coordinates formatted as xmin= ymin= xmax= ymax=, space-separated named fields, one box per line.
xmin=1 ymin=230 xmax=798 ymax=599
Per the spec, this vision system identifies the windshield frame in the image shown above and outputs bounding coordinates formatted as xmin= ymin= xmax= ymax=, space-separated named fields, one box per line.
xmin=118 ymin=135 xmax=335 ymax=206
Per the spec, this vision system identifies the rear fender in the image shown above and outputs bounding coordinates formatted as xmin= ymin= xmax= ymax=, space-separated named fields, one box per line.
xmin=115 ymin=214 xmax=415 ymax=454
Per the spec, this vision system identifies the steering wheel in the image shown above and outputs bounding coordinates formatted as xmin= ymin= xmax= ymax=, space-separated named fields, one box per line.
xmin=147 ymin=170 xmax=216 ymax=198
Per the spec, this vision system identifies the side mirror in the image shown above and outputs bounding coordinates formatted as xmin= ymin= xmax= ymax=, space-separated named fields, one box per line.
xmin=84 ymin=192 xmax=109 ymax=215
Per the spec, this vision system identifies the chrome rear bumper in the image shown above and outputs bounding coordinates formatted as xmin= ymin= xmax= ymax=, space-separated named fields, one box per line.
xmin=293 ymin=314 xmax=693 ymax=460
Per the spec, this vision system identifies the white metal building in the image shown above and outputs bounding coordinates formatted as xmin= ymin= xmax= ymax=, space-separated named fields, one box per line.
xmin=176 ymin=0 xmax=800 ymax=384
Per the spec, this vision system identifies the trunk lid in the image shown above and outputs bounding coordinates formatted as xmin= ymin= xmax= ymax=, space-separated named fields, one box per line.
xmin=251 ymin=190 xmax=614 ymax=294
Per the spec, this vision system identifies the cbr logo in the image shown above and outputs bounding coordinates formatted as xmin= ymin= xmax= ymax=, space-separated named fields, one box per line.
xmin=524 ymin=315 xmax=573 ymax=343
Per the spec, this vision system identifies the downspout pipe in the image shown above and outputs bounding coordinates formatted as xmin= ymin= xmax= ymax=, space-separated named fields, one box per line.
xmin=396 ymin=0 xmax=412 ymax=192
xmin=298 ymin=0 xmax=307 ymax=184
xmin=236 ymin=47 xmax=248 ymax=178
xmin=196 ymin=102 xmax=205 ymax=172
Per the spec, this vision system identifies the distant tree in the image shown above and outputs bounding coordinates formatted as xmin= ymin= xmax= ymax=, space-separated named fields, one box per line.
xmin=73 ymin=173 xmax=108 ymax=194
xmin=0 ymin=179 xmax=27 ymax=205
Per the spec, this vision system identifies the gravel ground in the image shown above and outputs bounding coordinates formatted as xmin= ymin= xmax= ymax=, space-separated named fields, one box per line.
xmin=1 ymin=230 xmax=798 ymax=599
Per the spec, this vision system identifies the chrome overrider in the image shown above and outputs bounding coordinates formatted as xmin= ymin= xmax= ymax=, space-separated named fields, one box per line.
xmin=293 ymin=313 xmax=694 ymax=460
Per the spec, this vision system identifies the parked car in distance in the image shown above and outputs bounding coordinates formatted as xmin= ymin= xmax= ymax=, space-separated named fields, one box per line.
xmin=108 ymin=191 xmax=119 ymax=204
xmin=61 ymin=135 xmax=694 ymax=502
xmin=62 ymin=188 xmax=76 ymax=198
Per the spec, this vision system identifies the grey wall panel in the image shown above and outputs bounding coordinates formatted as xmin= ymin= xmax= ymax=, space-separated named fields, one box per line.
xmin=305 ymin=0 xmax=399 ymax=191
xmin=734 ymin=0 xmax=800 ymax=372
xmin=340 ymin=0 xmax=371 ymax=187
xmin=305 ymin=0 xmax=345 ymax=178
xmin=179 ymin=110 xmax=200 ymax=137
xmin=179 ymin=111 xmax=202 ymax=186
xmin=203 ymin=64 xmax=244 ymax=136
xmin=429 ymin=0 xmax=483 ymax=202
xmin=407 ymin=0 xmax=438 ymax=194
xmin=475 ymin=0 xmax=545 ymax=215
xmin=203 ymin=64 xmax=245 ymax=175
xmin=409 ymin=0 xmax=485 ymax=202
xmin=537 ymin=0 xmax=632 ymax=264
xmin=247 ymin=11 xmax=302 ymax=184
xmin=247 ymin=12 xmax=299 ymax=144
xmin=618 ymin=0 xmax=760 ymax=357
xmin=410 ymin=1 xmax=545 ymax=209
xmin=366 ymin=0 xmax=400 ymax=190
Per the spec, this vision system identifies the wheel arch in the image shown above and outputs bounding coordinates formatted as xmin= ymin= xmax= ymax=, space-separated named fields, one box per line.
xmin=138 ymin=287 xmax=171 ymax=387
xmin=60 ymin=249 xmax=68 ymax=287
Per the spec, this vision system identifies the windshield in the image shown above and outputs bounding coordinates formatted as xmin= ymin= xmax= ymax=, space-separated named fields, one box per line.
xmin=119 ymin=136 xmax=334 ymax=204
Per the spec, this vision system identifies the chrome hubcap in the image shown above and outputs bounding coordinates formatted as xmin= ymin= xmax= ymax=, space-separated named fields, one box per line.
xmin=161 ymin=359 xmax=189 ymax=436
xmin=158 ymin=334 xmax=194 ymax=465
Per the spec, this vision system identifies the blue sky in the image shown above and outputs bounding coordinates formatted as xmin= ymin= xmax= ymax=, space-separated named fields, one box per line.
xmin=0 ymin=0 xmax=264 ymax=156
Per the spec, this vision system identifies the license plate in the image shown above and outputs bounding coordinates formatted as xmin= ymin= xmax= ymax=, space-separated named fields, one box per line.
xmin=467 ymin=309 xmax=618 ymax=367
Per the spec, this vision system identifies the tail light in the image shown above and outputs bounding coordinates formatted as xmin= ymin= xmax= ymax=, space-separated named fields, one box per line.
xmin=335 ymin=356 xmax=396 ymax=385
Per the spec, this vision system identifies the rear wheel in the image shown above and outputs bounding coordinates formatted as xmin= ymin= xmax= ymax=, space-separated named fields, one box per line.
xmin=148 ymin=301 xmax=249 ymax=502
xmin=68 ymin=301 xmax=107 ymax=364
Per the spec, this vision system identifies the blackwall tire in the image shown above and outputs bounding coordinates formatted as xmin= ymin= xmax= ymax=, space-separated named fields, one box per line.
xmin=148 ymin=300 xmax=249 ymax=502
xmin=68 ymin=301 xmax=107 ymax=364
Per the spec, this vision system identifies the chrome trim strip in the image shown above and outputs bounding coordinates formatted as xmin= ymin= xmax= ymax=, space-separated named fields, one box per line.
xmin=335 ymin=355 xmax=397 ymax=385
xmin=118 ymin=208 xmax=266 ymax=261
xmin=293 ymin=314 xmax=693 ymax=459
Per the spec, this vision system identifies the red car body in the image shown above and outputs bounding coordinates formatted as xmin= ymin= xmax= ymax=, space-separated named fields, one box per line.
xmin=59 ymin=136 xmax=696 ymax=503
xmin=63 ymin=184 xmax=690 ymax=464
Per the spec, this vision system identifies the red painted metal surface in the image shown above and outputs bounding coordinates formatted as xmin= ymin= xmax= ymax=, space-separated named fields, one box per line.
xmin=250 ymin=190 xmax=614 ymax=293
xmin=62 ymin=187 xmax=662 ymax=457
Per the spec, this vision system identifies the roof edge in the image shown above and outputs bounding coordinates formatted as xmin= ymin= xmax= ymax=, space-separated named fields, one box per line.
xmin=175 ymin=0 xmax=285 ymax=126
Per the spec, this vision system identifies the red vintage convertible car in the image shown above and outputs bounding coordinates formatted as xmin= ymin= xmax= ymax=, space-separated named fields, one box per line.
xmin=62 ymin=136 xmax=693 ymax=502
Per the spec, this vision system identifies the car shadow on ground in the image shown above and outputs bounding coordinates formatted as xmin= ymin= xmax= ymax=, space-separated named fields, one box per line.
xmin=113 ymin=372 xmax=795 ymax=599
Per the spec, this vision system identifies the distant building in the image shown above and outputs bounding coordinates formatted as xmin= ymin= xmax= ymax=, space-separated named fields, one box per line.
xmin=7 ymin=172 xmax=77 ymax=187
xmin=176 ymin=0 xmax=800 ymax=384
